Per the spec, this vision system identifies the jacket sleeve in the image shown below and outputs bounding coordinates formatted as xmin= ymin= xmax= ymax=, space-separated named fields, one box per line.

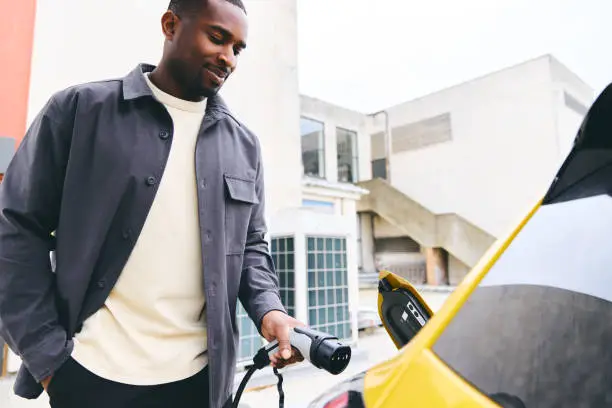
xmin=0 ymin=94 xmax=73 ymax=382
xmin=238 ymin=140 xmax=287 ymax=332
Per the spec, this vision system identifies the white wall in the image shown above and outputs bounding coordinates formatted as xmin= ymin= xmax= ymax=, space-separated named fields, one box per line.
xmin=369 ymin=56 xmax=592 ymax=238
xmin=27 ymin=0 xmax=302 ymax=218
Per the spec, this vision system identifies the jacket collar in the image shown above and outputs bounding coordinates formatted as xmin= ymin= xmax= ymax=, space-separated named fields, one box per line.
xmin=122 ymin=63 xmax=237 ymax=122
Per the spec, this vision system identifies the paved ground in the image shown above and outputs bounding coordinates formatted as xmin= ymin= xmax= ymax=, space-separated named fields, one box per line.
xmin=0 ymin=291 xmax=450 ymax=408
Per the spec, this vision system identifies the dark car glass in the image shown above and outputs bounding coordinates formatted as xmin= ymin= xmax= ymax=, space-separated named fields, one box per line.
xmin=433 ymin=194 xmax=612 ymax=408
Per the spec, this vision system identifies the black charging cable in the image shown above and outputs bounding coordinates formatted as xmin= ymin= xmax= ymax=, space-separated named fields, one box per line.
xmin=232 ymin=345 xmax=285 ymax=408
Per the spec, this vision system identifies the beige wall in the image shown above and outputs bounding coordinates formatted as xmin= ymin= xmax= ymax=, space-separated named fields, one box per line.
xmin=28 ymin=0 xmax=302 ymax=219
xmin=372 ymin=217 xmax=405 ymax=238
xmin=448 ymin=254 xmax=470 ymax=286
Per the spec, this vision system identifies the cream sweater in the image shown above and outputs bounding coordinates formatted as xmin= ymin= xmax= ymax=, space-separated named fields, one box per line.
xmin=71 ymin=73 xmax=208 ymax=385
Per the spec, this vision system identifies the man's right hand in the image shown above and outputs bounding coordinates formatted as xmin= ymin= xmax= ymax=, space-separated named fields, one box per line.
xmin=41 ymin=376 xmax=52 ymax=391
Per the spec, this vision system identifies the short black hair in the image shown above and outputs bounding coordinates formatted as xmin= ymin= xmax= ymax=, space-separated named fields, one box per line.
xmin=168 ymin=0 xmax=246 ymax=15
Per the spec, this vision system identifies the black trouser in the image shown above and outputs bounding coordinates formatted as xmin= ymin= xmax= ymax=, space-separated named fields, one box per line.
xmin=47 ymin=357 xmax=210 ymax=408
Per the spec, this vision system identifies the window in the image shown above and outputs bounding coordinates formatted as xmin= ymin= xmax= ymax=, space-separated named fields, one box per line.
xmin=306 ymin=236 xmax=351 ymax=340
xmin=301 ymin=117 xmax=325 ymax=178
xmin=271 ymin=236 xmax=295 ymax=317
xmin=302 ymin=199 xmax=335 ymax=214
xmin=432 ymin=194 xmax=612 ymax=406
xmin=237 ymin=302 xmax=262 ymax=362
xmin=371 ymin=158 xmax=387 ymax=179
xmin=336 ymin=127 xmax=358 ymax=183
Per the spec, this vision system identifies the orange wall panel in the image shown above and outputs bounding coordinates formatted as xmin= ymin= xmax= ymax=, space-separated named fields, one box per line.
xmin=0 ymin=0 xmax=37 ymax=148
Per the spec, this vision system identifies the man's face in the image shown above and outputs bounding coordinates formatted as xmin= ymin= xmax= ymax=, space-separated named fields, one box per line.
xmin=163 ymin=0 xmax=248 ymax=99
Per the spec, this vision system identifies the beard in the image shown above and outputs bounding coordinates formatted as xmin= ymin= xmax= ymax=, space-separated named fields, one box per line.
xmin=167 ymin=58 xmax=222 ymax=101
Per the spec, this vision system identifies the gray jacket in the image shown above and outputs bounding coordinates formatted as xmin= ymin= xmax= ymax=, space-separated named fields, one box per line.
xmin=0 ymin=63 xmax=285 ymax=407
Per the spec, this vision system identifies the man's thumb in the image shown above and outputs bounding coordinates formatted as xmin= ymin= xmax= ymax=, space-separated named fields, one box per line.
xmin=277 ymin=326 xmax=292 ymax=359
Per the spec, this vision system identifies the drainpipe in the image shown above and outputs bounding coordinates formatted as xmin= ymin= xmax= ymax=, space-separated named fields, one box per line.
xmin=368 ymin=110 xmax=392 ymax=184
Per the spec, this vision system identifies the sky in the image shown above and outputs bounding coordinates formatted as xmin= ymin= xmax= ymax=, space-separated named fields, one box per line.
xmin=295 ymin=0 xmax=612 ymax=113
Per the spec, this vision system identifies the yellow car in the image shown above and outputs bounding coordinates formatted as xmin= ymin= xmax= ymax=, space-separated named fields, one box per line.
xmin=307 ymin=84 xmax=612 ymax=408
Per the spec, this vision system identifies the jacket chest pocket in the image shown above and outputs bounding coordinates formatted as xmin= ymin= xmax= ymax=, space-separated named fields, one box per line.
xmin=224 ymin=174 xmax=259 ymax=255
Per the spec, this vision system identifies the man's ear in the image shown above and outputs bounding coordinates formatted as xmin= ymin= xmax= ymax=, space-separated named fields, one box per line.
xmin=161 ymin=10 xmax=180 ymax=40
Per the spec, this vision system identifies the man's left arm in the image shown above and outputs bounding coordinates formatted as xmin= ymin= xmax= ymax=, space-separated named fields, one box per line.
xmin=238 ymin=142 xmax=304 ymax=365
xmin=238 ymin=146 xmax=285 ymax=327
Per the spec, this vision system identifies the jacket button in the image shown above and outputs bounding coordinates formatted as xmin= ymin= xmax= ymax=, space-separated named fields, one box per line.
xmin=145 ymin=176 xmax=157 ymax=186
xmin=97 ymin=279 xmax=106 ymax=289
xmin=159 ymin=130 xmax=170 ymax=140
xmin=122 ymin=229 xmax=131 ymax=239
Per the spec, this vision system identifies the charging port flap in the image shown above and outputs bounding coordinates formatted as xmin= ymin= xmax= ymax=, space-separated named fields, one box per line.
xmin=377 ymin=270 xmax=434 ymax=349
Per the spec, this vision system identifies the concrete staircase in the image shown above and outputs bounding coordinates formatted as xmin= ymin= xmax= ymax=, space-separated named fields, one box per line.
xmin=357 ymin=178 xmax=495 ymax=268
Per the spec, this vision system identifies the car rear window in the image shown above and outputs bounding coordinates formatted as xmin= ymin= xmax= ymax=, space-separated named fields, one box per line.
xmin=432 ymin=194 xmax=612 ymax=407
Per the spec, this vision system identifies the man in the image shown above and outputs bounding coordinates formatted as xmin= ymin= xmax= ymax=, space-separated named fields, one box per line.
xmin=0 ymin=0 xmax=303 ymax=407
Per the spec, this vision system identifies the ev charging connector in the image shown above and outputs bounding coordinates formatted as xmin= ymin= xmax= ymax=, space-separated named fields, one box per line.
xmin=231 ymin=326 xmax=352 ymax=408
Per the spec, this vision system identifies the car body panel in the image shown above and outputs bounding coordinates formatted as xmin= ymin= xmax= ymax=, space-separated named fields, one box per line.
xmin=363 ymin=348 xmax=499 ymax=408
xmin=364 ymin=200 xmax=541 ymax=407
